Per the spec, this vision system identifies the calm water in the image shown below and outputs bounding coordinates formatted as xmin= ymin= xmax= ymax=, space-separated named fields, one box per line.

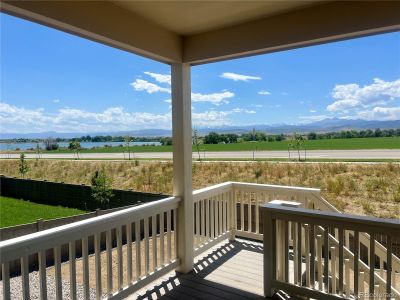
xmin=0 ymin=141 xmax=161 ymax=151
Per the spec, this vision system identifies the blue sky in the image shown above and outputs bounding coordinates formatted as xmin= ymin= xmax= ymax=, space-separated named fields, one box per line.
xmin=1 ymin=13 xmax=399 ymax=133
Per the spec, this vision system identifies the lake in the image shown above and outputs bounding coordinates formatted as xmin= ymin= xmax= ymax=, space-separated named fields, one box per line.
xmin=0 ymin=141 xmax=161 ymax=151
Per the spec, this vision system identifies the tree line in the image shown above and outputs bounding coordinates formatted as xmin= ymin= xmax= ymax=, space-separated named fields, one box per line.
xmin=202 ymin=128 xmax=400 ymax=144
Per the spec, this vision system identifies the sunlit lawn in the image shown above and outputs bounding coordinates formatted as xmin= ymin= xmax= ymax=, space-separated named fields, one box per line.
xmin=0 ymin=196 xmax=85 ymax=228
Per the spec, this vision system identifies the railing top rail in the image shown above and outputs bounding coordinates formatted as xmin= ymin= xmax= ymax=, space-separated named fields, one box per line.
xmin=192 ymin=182 xmax=233 ymax=195
xmin=0 ymin=196 xmax=180 ymax=263
xmin=232 ymin=182 xmax=320 ymax=193
xmin=261 ymin=204 xmax=400 ymax=237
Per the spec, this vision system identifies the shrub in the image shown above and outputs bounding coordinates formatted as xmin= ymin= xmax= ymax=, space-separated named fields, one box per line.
xmin=18 ymin=153 xmax=29 ymax=178
xmin=91 ymin=170 xmax=114 ymax=209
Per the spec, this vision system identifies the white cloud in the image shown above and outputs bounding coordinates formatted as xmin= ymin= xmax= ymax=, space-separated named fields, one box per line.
xmin=164 ymin=99 xmax=172 ymax=104
xmin=192 ymin=91 xmax=234 ymax=105
xmin=53 ymin=99 xmax=60 ymax=103
xmin=298 ymin=115 xmax=330 ymax=122
xmin=144 ymin=72 xmax=171 ymax=85
xmin=258 ymin=90 xmax=271 ymax=95
xmin=220 ymin=72 xmax=261 ymax=82
xmin=133 ymin=72 xmax=234 ymax=106
xmin=0 ymin=102 xmax=259 ymax=133
xmin=327 ymin=78 xmax=400 ymax=112
xmin=232 ymin=108 xmax=256 ymax=114
xmin=130 ymin=79 xmax=171 ymax=94
xmin=309 ymin=110 xmax=317 ymax=113
xmin=356 ymin=106 xmax=400 ymax=121
xmin=0 ymin=102 xmax=171 ymax=133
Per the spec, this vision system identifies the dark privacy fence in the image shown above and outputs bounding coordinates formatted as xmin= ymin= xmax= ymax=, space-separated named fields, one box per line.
xmin=0 ymin=175 xmax=168 ymax=211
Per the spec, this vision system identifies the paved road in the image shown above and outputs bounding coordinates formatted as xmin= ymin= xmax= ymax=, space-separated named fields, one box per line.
xmin=2 ymin=149 xmax=399 ymax=160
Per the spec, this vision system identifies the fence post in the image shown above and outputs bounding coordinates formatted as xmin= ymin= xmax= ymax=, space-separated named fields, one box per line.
xmin=262 ymin=205 xmax=274 ymax=297
xmin=36 ymin=219 xmax=43 ymax=231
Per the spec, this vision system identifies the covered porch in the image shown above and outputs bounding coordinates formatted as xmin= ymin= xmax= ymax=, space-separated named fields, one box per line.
xmin=1 ymin=1 xmax=400 ymax=299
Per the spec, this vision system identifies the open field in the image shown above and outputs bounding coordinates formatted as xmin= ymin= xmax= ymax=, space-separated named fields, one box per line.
xmin=0 ymin=196 xmax=85 ymax=228
xmin=5 ymin=137 xmax=399 ymax=154
xmin=1 ymin=160 xmax=399 ymax=219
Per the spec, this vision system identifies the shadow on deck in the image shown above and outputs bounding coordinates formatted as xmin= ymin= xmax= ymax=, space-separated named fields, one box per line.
xmin=134 ymin=239 xmax=267 ymax=300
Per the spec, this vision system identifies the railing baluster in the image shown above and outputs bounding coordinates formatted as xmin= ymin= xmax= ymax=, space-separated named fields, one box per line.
xmin=144 ymin=217 xmax=150 ymax=274
xmin=117 ymin=226 xmax=123 ymax=289
xmin=304 ymin=224 xmax=310 ymax=287
xmin=38 ymin=250 xmax=47 ymax=300
xmin=297 ymin=222 xmax=302 ymax=286
xmin=310 ymin=224 xmax=315 ymax=289
xmin=219 ymin=194 xmax=223 ymax=235
xmin=338 ymin=228 xmax=344 ymax=296
xmin=345 ymin=258 xmax=350 ymax=297
xmin=2 ymin=262 xmax=11 ymax=300
xmin=292 ymin=222 xmax=298 ymax=285
xmin=126 ymin=223 xmax=133 ymax=284
xmin=201 ymin=199 xmax=205 ymax=242
xmin=359 ymin=271 xmax=365 ymax=297
xmin=223 ymin=193 xmax=227 ymax=233
xmin=205 ymin=198 xmax=210 ymax=239
xmin=386 ymin=235 xmax=392 ymax=300
xmin=255 ymin=193 xmax=260 ymax=234
xmin=160 ymin=212 xmax=165 ymax=266
xmin=174 ymin=208 xmax=178 ymax=258
xmin=95 ymin=233 xmax=102 ymax=299
xmin=369 ymin=233 xmax=375 ymax=296
xmin=211 ymin=197 xmax=215 ymax=238
xmin=317 ymin=235 xmax=323 ymax=290
xmin=21 ymin=255 xmax=30 ymax=300
xmin=106 ymin=230 xmax=113 ymax=295
xmin=167 ymin=210 xmax=172 ymax=262
xmin=331 ymin=246 xmax=337 ymax=294
xmin=135 ymin=220 xmax=141 ymax=279
xmin=233 ymin=190 xmax=237 ymax=233
xmin=54 ymin=246 xmax=62 ymax=300
xmin=195 ymin=201 xmax=200 ymax=246
xmin=248 ymin=192 xmax=252 ymax=232
xmin=354 ymin=231 xmax=359 ymax=298
xmin=284 ymin=220 xmax=289 ymax=282
xmin=152 ymin=215 xmax=158 ymax=271
xmin=82 ymin=236 xmax=90 ymax=300
xmin=68 ymin=242 xmax=76 ymax=300
xmin=240 ymin=193 xmax=244 ymax=232
xmin=324 ymin=227 xmax=329 ymax=293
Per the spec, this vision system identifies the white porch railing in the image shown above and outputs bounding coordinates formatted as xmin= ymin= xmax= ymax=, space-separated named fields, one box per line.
xmin=262 ymin=204 xmax=400 ymax=299
xmin=1 ymin=181 xmax=399 ymax=300
xmin=193 ymin=182 xmax=400 ymax=299
xmin=0 ymin=196 xmax=180 ymax=300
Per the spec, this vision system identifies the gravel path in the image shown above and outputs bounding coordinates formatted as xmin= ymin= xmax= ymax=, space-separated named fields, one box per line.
xmin=0 ymin=271 xmax=99 ymax=300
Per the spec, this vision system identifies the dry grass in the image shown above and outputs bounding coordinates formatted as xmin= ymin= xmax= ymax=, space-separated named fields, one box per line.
xmin=1 ymin=160 xmax=399 ymax=219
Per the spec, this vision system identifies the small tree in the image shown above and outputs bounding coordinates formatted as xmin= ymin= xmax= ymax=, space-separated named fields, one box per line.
xmin=44 ymin=138 xmax=59 ymax=151
xmin=69 ymin=141 xmax=81 ymax=159
xmin=91 ymin=170 xmax=114 ymax=209
xmin=193 ymin=128 xmax=202 ymax=161
xmin=288 ymin=133 xmax=306 ymax=161
xmin=18 ymin=153 xmax=29 ymax=178
xmin=124 ymin=135 xmax=133 ymax=160
xmin=35 ymin=142 xmax=42 ymax=160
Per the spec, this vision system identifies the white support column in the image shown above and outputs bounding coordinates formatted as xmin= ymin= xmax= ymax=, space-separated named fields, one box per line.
xmin=171 ymin=62 xmax=194 ymax=273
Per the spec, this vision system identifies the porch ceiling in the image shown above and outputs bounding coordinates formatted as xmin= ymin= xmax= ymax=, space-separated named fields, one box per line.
xmin=1 ymin=1 xmax=399 ymax=64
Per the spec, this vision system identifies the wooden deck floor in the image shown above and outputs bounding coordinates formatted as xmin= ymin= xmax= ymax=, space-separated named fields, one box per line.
xmin=130 ymin=239 xmax=267 ymax=300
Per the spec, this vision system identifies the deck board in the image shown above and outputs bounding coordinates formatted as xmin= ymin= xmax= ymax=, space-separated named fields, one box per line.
xmin=132 ymin=239 xmax=267 ymax=299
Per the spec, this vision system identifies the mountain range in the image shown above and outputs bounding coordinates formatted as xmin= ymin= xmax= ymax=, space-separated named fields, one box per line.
xmin=1 ymin=118 xmax=399 ymax=139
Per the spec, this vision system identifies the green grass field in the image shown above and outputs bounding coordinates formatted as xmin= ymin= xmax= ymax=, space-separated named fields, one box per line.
xmin=44 ymin=136 xmax=400 ymax=153
xmin=0 ymin=196 xmax=85 ymax=228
